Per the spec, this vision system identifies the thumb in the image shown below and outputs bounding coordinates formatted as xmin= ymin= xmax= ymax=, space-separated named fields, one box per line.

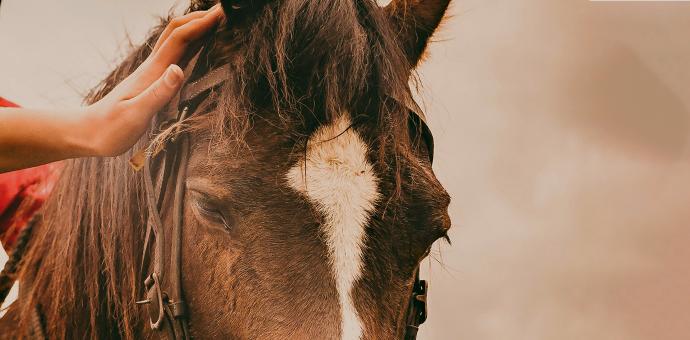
xmin=129 ymin=64 xmax=184 ymax=116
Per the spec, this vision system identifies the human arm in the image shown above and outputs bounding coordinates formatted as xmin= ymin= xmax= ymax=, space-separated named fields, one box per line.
xmin=0 ymin=6 xmax=223 ymax=173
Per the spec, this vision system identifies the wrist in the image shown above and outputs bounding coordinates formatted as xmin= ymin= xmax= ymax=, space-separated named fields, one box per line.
xmin=69 ymin=104 xmax=104 ymax=158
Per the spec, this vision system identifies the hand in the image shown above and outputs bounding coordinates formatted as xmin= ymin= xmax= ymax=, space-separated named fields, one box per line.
xmin=84 ymin=5 xmax=223 ymax=157
xmin=0 ymin=6 xmax=224 ymax=172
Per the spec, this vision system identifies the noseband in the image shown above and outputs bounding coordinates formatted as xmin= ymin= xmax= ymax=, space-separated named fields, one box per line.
xmin=135 ymin=45 xmax=431 ymax=339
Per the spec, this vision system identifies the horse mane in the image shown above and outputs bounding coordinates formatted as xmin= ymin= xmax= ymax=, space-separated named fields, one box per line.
xmin=15 ymin=1 xmax=418 ymax=338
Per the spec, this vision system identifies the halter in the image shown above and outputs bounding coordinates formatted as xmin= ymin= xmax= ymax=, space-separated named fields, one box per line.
xmin=135 ymin=44 xmax=432 ymax=339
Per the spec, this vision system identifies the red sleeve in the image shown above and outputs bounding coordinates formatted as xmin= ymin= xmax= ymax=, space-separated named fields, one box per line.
xmin=0 ymin=97 xmax=19 ymax=108
xmin=0 ymin=97 xmax=62 ymax=251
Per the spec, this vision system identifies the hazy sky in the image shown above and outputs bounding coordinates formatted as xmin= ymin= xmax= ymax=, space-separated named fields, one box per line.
xmin=2 ymin=1 xmax=690 ymax=339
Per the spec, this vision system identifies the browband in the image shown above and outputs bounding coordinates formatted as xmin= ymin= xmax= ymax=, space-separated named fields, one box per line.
xmin=179 ymin=63 xmax=231 ymax=105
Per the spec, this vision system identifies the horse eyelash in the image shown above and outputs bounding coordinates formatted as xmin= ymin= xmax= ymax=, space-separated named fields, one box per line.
xmin=194 ymin=197 xmax=232 ymax=229
xmin=441 ymin=231 xmax=452 ymax=245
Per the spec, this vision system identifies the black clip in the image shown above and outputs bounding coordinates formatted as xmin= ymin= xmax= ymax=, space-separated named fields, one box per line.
xmin=413 ymin=279 xmax=428 ymax=324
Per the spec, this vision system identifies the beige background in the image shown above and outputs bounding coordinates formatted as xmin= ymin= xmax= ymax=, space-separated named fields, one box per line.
xmin=2 ymin=1 xmax=690 ymax=339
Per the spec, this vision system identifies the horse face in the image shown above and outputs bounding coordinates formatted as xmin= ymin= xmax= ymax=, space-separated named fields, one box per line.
xmin=180 ymin=116 xmax=450 ymax=339
xmin=175 ymin=1 xmax=452 ymax=339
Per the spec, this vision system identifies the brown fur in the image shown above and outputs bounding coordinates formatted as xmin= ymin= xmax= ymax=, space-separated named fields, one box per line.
xmin=2 ymin=1 xmax=452 ymax=339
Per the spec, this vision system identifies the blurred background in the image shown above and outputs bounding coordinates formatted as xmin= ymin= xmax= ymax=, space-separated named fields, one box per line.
xmin=2 ymin=0 xmax=690 ymax=339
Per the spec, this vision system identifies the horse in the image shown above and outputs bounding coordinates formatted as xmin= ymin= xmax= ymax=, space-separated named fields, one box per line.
xmin=0 ymin=0 xmax=452 ymax=338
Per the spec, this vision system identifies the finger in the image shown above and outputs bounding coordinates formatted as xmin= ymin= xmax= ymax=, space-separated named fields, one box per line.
xmin=117 ymin=6 xmax=223 ymax=101
xmin=152 ymin=10 xmax=209 ymax=54
xmin=151 ymin=5 xmax=223 ymax=56
xmin=149 ymin=6 xmax=223 ymax=66
xmin=126 ymin=64 xmax=184 ymax=118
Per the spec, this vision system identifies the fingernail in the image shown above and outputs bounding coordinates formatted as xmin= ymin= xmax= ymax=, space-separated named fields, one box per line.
xmin=164 ymin=64 xmax=183 ymax=87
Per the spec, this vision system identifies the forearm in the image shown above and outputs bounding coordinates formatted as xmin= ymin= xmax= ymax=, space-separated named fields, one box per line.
xmin=0 ymin=107 xmax=96 ymax=172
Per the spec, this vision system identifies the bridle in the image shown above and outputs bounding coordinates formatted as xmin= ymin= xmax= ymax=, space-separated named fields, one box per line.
xmin=135 ymin=46 xmax=227 ymax=338
xmin=135 ymin=43 xmax=432 ymax=339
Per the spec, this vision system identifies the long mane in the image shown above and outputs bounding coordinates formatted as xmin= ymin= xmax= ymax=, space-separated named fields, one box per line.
xmin=15 ymin=1 xmax=419 ymax=339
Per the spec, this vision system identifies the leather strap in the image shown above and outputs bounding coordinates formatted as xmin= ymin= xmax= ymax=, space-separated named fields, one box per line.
xmin=180 ymin=63 xmax=231 ymax=104
xmin=168 ymin=134 xmax=190 ymax=337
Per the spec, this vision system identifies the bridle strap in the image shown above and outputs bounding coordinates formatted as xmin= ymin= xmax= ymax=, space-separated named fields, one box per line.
xmin=169 ymin=134 xmax=190 ymax=335
xmin=180 ymin=63 xmax=232 ymax=104
xmin=137 ymin=44 xmax=229 ymax=339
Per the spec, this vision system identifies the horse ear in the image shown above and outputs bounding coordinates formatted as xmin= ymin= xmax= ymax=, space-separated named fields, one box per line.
xmin=219 ymin=0 xmax=270 ymax=24
xmin=385 ymin=0 xmax=452 ymax=67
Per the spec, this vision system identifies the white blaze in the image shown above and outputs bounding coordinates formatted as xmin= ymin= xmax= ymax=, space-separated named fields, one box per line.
xmin=287 ymin=115 xmax=379 ymax=340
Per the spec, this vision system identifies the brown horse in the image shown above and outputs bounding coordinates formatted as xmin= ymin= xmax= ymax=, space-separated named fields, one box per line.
xmin=0 ymin=0 xmax=451 ymax=338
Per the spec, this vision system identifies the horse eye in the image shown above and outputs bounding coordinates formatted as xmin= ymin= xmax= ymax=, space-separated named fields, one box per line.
xmin=192 ymin=194 xmax=232 ymax=231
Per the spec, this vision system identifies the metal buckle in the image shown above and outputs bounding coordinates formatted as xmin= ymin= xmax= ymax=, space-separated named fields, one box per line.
xmin=136 ymin=273 xmax=166 ymax=330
